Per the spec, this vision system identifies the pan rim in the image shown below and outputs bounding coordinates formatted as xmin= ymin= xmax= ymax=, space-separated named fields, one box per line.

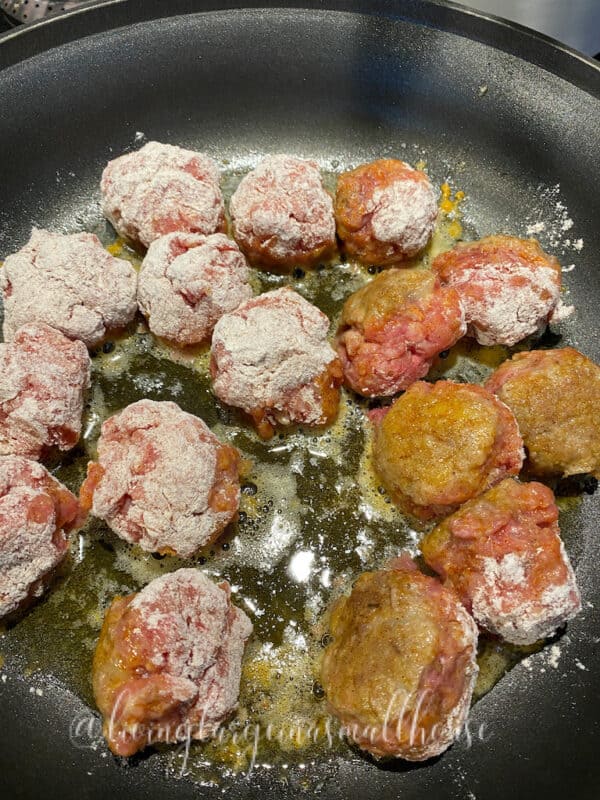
xmin=0 ymin=0 xmax=599 ymax=94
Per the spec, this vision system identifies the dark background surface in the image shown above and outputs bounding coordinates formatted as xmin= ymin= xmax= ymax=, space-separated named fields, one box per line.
xmin=0 ymin=2 xmax=599 ymax=799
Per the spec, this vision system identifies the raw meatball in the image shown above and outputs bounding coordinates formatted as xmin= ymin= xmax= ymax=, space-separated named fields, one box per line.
xmin=0 ymin=323 xmax=91 ymax=459
xmin=336 ymin=268 xmax=466 ymax=397
xmin=486 ymin=347 xmax=600 ymax=479
xmin=321 ymin=555 xmax=478 ymax=761
xmin=1 ymin=228 xmax=138 ymax=348
xmin=229 ymin=154 xmax=336 ymax=271
xmin=334 ymin=159 xmax=438 ymax=266
xmin=93 ymin=568 xmax=252 ymax=757
xmin=101 ymin=141 xmax=226 ymax=248
xmin=432 ymin=235 xmax=568 ymax=346
xmin=0 ymin=455 xmax=83 ymax=620
xmin=210 ymin=288 xmax=343 ymax=438
xmin=137 ymin=232 xmax=253 ymax=346
xmin=372 ymin=380 xmax=524 ymax=520
xmin=80 ymin=400 xmax=240 ymax=557
xmin=421 ymin=478 xmax=581 ymax=645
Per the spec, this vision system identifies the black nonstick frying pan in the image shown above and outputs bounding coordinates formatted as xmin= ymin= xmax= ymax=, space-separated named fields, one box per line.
xmin=0 ymin=2 xmax=599 ymax=798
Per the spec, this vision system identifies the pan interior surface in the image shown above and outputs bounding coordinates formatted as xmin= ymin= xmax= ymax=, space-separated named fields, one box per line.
xmin=0 ymin=4 xmax=599 ymax=800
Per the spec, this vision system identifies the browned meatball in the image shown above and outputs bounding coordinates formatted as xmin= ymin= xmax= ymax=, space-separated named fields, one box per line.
xmin=320 ymin=555 xmax=478 ymax=761
xmin=334 ymin=159 xmax=438 ymax=266
xmin=371 ymin=380 xmax=524 ymax=520
xmin=336 ymin=269 xmax=466 ymax=397
xmin=421 ymin=478 xmax=581 ymax=645
xmin=485 ymin=347 xmax=600 ymax=479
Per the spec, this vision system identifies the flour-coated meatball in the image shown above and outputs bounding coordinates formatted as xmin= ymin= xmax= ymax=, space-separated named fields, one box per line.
xmin=421 ymin=478 xmax=581 ymax=645
xmin=0 ymin=323 xmax=90 ymax=458
xmin=137 ymin=232 xmax=253 ymax=346
xmin=101 ymin=141 xmax=225 ymax=249
xmin=1 ymin=228 xmax=137 ymax=348
xmin=210 ymin=288 xmax=343 ymax=438
xmin=230 ymin=154 xmax=336 ymax=271
xmin=432 ymin=235 xmax=568 ymax=346
xmin=334 ymin=159 xmax=438 ymax=266
xmin=0 ymin=455 xmax=83 ymax=620
xmin=80 ymin=400 xmax=240 ymax=557
xmin=93 ymin=568 xmax=252 ymax=756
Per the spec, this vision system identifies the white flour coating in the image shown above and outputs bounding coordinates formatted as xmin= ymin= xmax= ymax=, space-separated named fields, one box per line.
xmin=472 ymin=539 xmax=581 ymax=645
xmin=547 ymin=644 xmax=562 ymax=668
xmin=196 ymin=605 xmax=253 ymax=725
xmin=526 ymin=222 xmax=546 ymax=235
xmin=131 ymin=569 xmax=230 ymax=673
xmin=487 ymin=552 xmax=526 ymax=585
xmin=0 ymin=323 xmax=91 ymax=458
xmin=101 ymin=141 xmax=225 ymax=248
xmin=369 ymin=176 xmax=438 ymax=255
xmin=128 ymin=568 xmax=252 ymax=729
xmin=549 ymin=301 xmax=575 ymax=323
xmin=229 ymin=154 xmax=335 ymax=261
xmin=449 ymin=263 xmax=561 ymax=346
xmin=89 ymin=400 xmax=239 ymax=557
xmin=0 ymin=456 xmax=73 ymax=618
xmin=211 ymin=288 xmax=337 ymax=423
xmin=137 ymin=232 xmax=253 ymax=345
xmin=0 ymin=229 xmax=138 ymax=348
xmin=525 ymin=184 xmax=584 ymax=252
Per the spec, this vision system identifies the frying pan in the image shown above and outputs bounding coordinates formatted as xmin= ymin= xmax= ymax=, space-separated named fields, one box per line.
xmin=0 ymin=1 xmax=599 ymax=798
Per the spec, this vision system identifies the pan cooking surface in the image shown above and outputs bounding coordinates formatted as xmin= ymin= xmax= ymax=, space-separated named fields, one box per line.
xmin=0 ymin=3 xmax=599 ymax=798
